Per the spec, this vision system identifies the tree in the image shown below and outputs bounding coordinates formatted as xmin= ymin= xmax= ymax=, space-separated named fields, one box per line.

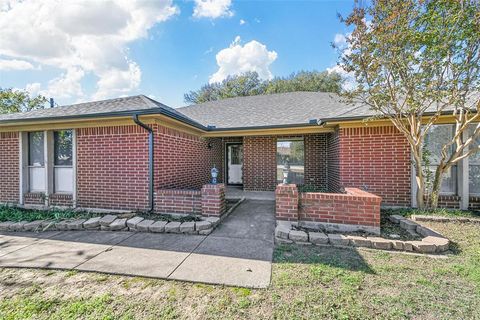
xmin=0 ymin=88 xmax=47 ymax=114
xmin=266 ymin=71 xmax=343 ymax=94
xmin=184 ymin=70 xmax=343 ymax=104
xmin=337 ymin=0 xmax=480 ymax=209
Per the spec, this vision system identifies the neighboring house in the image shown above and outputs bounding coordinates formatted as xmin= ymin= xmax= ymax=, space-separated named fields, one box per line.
xmin=0 ymin=91 xmax=478 ymax=216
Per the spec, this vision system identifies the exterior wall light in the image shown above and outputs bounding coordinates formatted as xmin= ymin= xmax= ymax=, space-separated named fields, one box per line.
xmin=211 ymin=165 xmax=219 ymax=184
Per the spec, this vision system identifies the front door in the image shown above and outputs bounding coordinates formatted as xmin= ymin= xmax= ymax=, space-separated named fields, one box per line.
xmin=227 ymin=144 xmax=243 ymax=185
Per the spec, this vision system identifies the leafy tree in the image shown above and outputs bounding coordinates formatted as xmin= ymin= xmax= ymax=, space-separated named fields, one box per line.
xmin=0 ymin=88 xmax=47 ymax=114
xmin=337 ymin=0 xmax=480 ymax=209
xmin=184 ymin=70 xmax=343 ymax=104
xmin=266 ymin=71 xmax=343 ymax=94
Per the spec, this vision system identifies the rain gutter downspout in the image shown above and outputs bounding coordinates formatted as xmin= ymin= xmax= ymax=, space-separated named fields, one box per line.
xmin=133 ymin=114 xmax=154 ymax=212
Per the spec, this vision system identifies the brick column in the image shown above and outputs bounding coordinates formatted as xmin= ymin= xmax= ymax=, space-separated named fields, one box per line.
xmin=275 ymin=184 xmax=299 ymax=221
xmin=201 ymin=184 xmax=226 ymax=217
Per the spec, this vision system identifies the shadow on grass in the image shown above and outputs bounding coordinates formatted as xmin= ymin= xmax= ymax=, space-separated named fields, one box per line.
xmin=273 ymin=243 xmax=375 ymax=274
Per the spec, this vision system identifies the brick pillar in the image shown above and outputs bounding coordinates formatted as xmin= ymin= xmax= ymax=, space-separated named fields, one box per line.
xmin=201 ymin=184 xmax=226 ymax=217
xmin=275 ymin=184 xmax=299 ymax=221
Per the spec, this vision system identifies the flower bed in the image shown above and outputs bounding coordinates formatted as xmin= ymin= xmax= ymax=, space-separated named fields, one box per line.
xmin=275 ymin=214 xmax=450 ymax=254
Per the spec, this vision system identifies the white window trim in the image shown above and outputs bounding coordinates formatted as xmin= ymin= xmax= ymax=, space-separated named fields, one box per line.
xmin=19 ymin=129 xmax=77 ymax=207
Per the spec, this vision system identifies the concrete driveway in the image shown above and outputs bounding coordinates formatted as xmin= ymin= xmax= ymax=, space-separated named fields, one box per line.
xmin=0 ymin=200 xmax=275 ymax=288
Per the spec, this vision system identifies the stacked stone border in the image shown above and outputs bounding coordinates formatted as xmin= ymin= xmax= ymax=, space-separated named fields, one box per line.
xmin=276 ymin=184 xmax=381 ymax=235
xmin=275 ymin=214 xmax=450 ymax=254
xmin=0 ymin=198 xmax=245 ymax=236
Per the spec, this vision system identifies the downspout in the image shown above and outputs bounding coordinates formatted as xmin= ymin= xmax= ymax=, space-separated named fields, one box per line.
xmin=132 ymin=114 xmax=154 ymax=212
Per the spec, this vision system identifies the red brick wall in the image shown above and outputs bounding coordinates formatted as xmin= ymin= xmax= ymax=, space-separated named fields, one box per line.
xmin=327 ymin=131 xmax=341 ymax=192
xmin=337 ymin=126 xmax=411 ymax=207
xmin=156 ymin=126 xmax=221 ymax=189
xmin=275 ymin=184 xmax=299 ymax=221
xmin=76 ymin=125 xmax=150 ymax=210
xmin=304 ymin=134 xmax=328 ymax=190
xmin=469 ymin=196 xmax=480 ymax=210
xmin=24 ymin=192 xmax=44 ymax=205
xmin=155 ymin=189 xmax=202 ymax=214
xmin=243 ymin=136 xmax=277 ymax=191
xmin=243 ymin=134 xmax=328 ymax=191
xmin=299 ymin=188 xmax=381 ymax=228
xmin=49 ymin=194 xmax=73 ymax=207
xmin=275 ymin=184 xmax=381 ymax=228
xmin=0 ymin=132 xmax=19 ymax=204
xmin=201 ymin=183 xmax=226 ymax=216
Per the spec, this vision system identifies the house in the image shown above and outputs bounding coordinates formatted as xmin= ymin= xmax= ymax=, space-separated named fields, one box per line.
xmin=0 ymin=92 xmax=478 ymax=232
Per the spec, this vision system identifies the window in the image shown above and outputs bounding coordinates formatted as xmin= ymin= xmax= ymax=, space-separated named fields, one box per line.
xmin=54 ymin=130 xmax=73 ymax=193
xmin=468 ymin=124 xmax=480 ymax=195
xmin=424 ymin=125 xmax=457 ymax=194
xmin=28 ymin=131 xmax=45 ymax=192
xmin=277 ymin=139 xmax=304 ymax=185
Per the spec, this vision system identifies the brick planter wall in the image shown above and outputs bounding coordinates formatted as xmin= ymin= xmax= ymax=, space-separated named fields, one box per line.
xmin=275 ymin=184 xmax=299 ymax=221
xmin=154 ymin=184 xmax=226 ymax=217
xmin=0 ymin=132 xmax=19 ymax=204
xmin=276 ymin=184 xmax=382 ymax=232
xmin=201 ymin=184 xmax=226 ymax=217
xmin=155 ymin=189 xmax=202 ymax=214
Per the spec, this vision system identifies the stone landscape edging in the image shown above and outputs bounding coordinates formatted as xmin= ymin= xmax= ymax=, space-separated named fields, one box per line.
xmin=0 ymin=198 xmax=245 ymax=235
xmin=275 ymin=215 xmax=450 ymax=254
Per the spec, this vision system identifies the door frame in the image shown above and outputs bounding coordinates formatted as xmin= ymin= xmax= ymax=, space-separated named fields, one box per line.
xmin=225 ymin=142 xmax=243 ymax=186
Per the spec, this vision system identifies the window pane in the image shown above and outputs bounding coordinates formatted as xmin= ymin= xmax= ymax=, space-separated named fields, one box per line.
xmin=427 ymin=165 xmax=457 ymax=194
xmin=277 ymin=140 xmax=304 ymax=185
xmin=54 ymin=167 xmax=73 ymax=193
xmin=54 ymin=130 xmax=73 ymax=166
xmin=424 ymin=125 xmax=454 ymax=164
xmin=468 ymin=124 xmax=480 ymax=194
xmin=29 ymin=167 xmax=45 ymax=192
xmin=28 ymin=131 xmax=44 ymax=166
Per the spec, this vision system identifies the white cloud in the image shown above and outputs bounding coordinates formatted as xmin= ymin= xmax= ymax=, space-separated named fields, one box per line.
xmin=239 ymin=19 xmax=246 ymax=25
xmin=0 ymin=58 xmax=34 ymax=70
xmin=329 ymin=32 xmax=356 ymax=90
xmin=0 ymin=0 xmax=178 ymax=101
xmin=193 ymin=0 xmax=233 ymax=19
xmin=210 ymin=36 xmax=277 ymax=83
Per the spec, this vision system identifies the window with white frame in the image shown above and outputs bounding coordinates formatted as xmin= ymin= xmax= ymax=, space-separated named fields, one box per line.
xmin=54 ymin=130 xmax=73 ymax=193
xmin=28 ymin=131 xmax=45 ymax=192
xmin=468 ymin=124 xmax=480 ymax=195
xmin=424 ymin=124 xmax=457 ymax=194
xmin=276 ymin=139 xmax=305 ymax=185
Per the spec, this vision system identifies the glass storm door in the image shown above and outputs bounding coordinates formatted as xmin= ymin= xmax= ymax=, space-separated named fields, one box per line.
xmin=227 ymin=144 xmax=243 ymax=185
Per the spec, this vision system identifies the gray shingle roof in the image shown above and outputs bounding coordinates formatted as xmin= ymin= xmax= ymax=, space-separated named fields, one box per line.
xmin=176 ymin=92 xmax=364 ymax=129
xmin=0 ymin=95 xmax=205 ymax=129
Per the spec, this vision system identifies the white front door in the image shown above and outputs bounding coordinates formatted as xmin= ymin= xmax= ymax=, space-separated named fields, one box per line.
xmin=227 ymin=144 xmax=243 ymax=184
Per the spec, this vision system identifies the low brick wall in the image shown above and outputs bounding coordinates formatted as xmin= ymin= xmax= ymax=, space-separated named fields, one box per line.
xmin=155 ymin=189 xmax=202 ymax=214
xmin=201 ymin=184 xmax=226 ymax=217
xmin=155 ymin=184 xmax=226 ymax=217
xmin=24 ymin=193 xmax=45 ymax=205
xmin=276 ymin=184 xmax=382 ymax=232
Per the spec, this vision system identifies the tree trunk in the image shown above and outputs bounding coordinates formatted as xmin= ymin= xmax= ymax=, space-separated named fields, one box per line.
xmin=430 ymin=164 xmax=445 ymax=210
xmin=412 ymin=145 xmax=425 ymax=209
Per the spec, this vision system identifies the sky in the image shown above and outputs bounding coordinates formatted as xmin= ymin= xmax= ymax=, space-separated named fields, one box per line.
xmin=0 ymin=0 xmax=354 ymax=108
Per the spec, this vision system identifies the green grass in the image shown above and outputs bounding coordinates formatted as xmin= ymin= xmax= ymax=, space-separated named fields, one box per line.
xmin=0 ymin=206 xmax=97 ymax=222
xmin=1 ymin=220 xmax=480 ymax=319
xmin=382 ymin=207 xmax=480 ymax=219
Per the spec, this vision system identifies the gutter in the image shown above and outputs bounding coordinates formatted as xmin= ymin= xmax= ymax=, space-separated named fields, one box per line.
xmin=132 ymin=114 xmax=154 ymax=213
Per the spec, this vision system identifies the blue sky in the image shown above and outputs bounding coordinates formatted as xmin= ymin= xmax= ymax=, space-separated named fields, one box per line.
xmin=0 ymin=0 xmax=353 ymax=108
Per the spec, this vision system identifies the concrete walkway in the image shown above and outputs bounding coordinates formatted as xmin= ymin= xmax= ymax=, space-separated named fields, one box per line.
xmin=0 ymin=200 xmax=275 ymax=288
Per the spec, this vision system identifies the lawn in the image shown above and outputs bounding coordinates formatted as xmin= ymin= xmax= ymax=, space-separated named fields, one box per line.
xmin=1 ymin=220 xmax=479 ymax=319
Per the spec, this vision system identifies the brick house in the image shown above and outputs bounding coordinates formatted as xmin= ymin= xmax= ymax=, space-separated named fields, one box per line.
xmin=0 ymin=92 xmax=478 ymax=231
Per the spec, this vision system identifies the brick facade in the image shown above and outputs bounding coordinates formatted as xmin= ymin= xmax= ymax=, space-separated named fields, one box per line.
xmin=335 ymin=126 xmax=411 ymax=207
xmin=0 ymin=132 xmax=19 ymax=204
xmin=155 ymin=189 xmax=202 ymax=214
xmin=276 ymin=184 xmax=381 ymax=229
xmin=243 ymin=134 xmax=328 ymax=192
